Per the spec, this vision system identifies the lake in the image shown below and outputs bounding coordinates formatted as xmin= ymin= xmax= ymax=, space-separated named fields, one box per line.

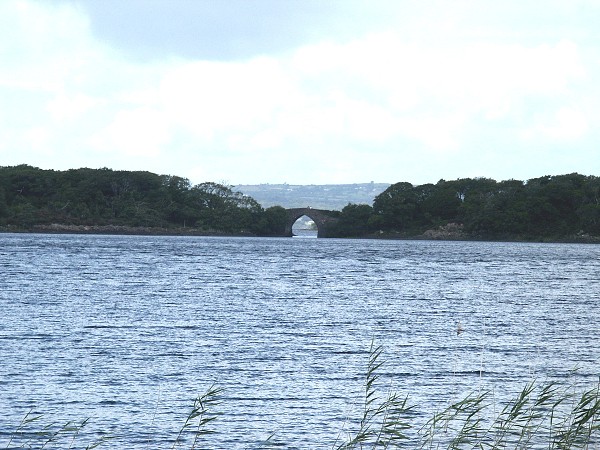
xmin=1 ymin=234 xmax=599 ymax=448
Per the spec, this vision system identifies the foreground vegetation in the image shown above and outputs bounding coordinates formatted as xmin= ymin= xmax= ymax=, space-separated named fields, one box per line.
xmin=333 ymin=344 xmax=600 ymax=449
xmin=1 ymin=165 xmax=600 ymax=241
xmin=5 ymin=344 xmax=600 ymax=449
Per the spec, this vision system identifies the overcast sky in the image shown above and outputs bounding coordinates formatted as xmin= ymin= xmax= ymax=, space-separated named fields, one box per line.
xmin=1 ymin=0 xmax=599 ymax=185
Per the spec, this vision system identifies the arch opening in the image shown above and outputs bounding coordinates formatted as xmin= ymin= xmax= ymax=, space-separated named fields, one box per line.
xmin=291 ymin=215 xmax=318 ymax=238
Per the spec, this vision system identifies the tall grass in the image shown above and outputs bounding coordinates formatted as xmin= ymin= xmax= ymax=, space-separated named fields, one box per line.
xmin=4 ymin=345 xmax=600 ymax=449
xmin=171 ymin=384 xmax=222 ymax=450
xmin=333 ymin=341 xmax=414 ymax=449
xmin=334 ymin=343 xmax=600 ymax=449
xmin=3 ymin=409 xmax=110 ymax=449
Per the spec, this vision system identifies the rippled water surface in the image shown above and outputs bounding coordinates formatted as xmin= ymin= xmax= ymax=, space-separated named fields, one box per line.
xmin=1 ymin=234 xmax=599 ymax=448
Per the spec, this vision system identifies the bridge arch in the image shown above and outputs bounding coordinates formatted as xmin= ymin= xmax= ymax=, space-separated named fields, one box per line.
xmin=284 ymin=208 xmax=340 ymax=238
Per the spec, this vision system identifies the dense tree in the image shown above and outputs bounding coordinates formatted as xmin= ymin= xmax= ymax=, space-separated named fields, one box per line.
xmin=257 ymin=206 xmax=289 ymax=236
xmin=1 ymin=166 xmax=599 ymax=241
xmin=372 ymin=182 xmax=419 ymax=231
xmin=0 ymin=166 xmax=273 ymax=235
xmin=0 ymin=187 xmax=7 ymax=221
xmin=335 ymin=203 xmax=374 ymax=237
xmin=359 ymin=173 xmax=600 ymax=241
xmin=419 ymin=180 xmax=462 ymax=225
xmin=188 ymin=182 xmax=263 ymax=232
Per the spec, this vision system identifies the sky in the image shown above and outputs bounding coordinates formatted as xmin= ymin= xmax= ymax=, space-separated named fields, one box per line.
xmin=1 ymin=0 xmax=599 ymax=186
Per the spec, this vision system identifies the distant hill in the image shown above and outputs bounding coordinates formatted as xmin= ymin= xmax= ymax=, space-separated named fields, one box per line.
xmin=234 ymin=183 xmax=390 ymax=210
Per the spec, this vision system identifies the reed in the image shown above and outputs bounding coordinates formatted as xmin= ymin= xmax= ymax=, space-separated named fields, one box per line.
xmin=4 ymin=346 xmax=599 ymax=449
xmin=3 ymin=408 xmax=110 ymax=450
xmin=171 ymin=383 xmax=223 ymax=450
xmin=335 ymin=344 xmax=600 ymax=449
xmin=333 ymin=341 xmax=414 ymax=449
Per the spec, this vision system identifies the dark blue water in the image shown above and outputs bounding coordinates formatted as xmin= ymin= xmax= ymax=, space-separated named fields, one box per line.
xmin=1 ymin=234 xmax=599 ymax=448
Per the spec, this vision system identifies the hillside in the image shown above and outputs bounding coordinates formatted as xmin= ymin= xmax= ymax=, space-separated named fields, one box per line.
xmin=235 ymin=183 xmax=390 ymax=210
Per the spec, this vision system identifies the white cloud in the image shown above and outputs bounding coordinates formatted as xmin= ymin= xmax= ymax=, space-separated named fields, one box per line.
xmin=24 ymin=127 xmax=53 ymax=152
xmin=521 ymin=108 xmax=589 ymax=141
xmin=158 ymin=57 xmax=296 ymax=140
xmin=285 ymin=33 xmax=587 ymax=153
xmin=89 ymin=108 xmax=170 ymax=157
xmin=0 ymin=0 xmax=598 ymax=184
xmin=47 ymin=93 xmax=100 ymax=121
xmin=0 ymin=1 xmax=96 ymax=92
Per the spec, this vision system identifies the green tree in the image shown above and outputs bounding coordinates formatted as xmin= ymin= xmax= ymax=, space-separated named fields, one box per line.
xmin=255 ymin=206 xmax=288 ymax=236
xmin=523 ymin=174 xmax=585 ymax=237
xmin=372 ymin=182 xmax=418 ymax=231
xmin=577 ymin=175 xmax=600 ymax=234
xmin=190 ymin=182 xmax=263 ymax=232
xmin=465 ymin=179 xmax=528 ymax=238
xmin=335 ymin=203 xmax=374 ymax=237
xmin=0 ymin=187 xmax=7 ymax=222
xmin=420 ymin=180 xmax=462 ymax=225
xmin=2 ymin=166 xmax=599 ymax=241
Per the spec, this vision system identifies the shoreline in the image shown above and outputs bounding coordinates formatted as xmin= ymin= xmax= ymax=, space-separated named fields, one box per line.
xmin=0 ymin=223 xmax=256 ymax=237
xmin=1 ymin=223 xmax=599 ymax=244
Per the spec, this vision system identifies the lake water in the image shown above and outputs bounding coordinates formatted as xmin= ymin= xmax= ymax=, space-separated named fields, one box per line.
xmin=1 ymin=233 xmax=599 ymax=448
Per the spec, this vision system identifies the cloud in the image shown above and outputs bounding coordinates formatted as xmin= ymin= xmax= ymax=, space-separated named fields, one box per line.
xmin=521 ymin=108 xmax=589 ymax=141
xmin=89 ymin=108 xmax=170 ymax=157
xmin=158 ymin=57 xmax=296 ymax=140
xmin=0 ymin=1 xmax=96 ymax=92
xmin=47 ymin=93 xmax=100 ymax=121
xmin=0 ymin=0 xmax=597 ymax=184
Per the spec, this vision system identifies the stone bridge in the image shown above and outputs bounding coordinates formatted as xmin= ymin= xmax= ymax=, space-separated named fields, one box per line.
xmin=285 ymin=208 xmax=340 ymax=238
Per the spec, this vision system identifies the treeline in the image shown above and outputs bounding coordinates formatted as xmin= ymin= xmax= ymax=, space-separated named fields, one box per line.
xmin=0 ymin=165 xmax=289 ymax=235
xmin=2 ymin=166 xmax=599 ymax=241
xmin=333 ymin=173 xmax=600 ymax=241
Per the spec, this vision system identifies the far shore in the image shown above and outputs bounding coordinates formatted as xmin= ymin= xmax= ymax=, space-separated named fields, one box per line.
xmin=2 ymin=222 xmax=600 ymax=244
xmin=0 ymin=223 xmax=254 ymax=237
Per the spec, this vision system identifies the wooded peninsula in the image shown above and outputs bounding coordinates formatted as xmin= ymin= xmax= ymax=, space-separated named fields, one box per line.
xmin=1 ymin=165 xmax=599 ymax=242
